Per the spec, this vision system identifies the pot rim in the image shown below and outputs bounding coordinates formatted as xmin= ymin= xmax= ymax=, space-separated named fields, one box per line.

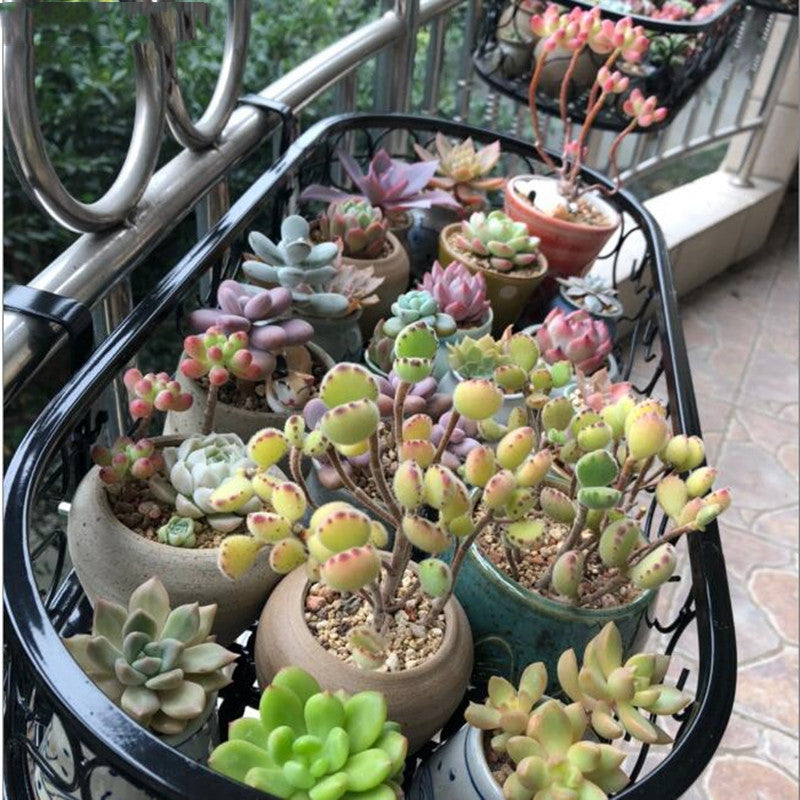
xmin=82 ymin=435 xmax=283 ymax=559
xmin=288 ymin=560 xmax=467 ymax=680
xmin=466 ymin=537 xmax=655 ymax=622
xmin=505 ymin=174 xmax=622 ymax=235
xmin=341 ymin=228 xmax=406 ymax=268
xmin=441 ymin=223 xmax=549 ymax=285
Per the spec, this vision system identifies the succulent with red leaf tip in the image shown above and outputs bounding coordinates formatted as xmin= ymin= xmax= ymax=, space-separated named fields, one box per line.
xmin=91 ymin=437 xmax=164 ymax=485
xmin=418 ymin=260 xmax=491 ymax=326
xmin=318 ymin=198 xmax=389 ymax=260
xmin=536 ymin=308 xmax=613 ymax=375
xmin=123 ymin=368 xmax=193 ymax=435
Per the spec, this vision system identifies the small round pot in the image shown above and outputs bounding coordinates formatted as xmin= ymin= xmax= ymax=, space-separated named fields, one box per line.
xmin=307 ymin=310 xmax=363 ymax=363
xmin=342 ymin=230 xmax=411 ymax=338
xmin=533 ymin=39 xmax=597 ymax=97
xmin=504 ymin=175 xmax=621 ymax=281
xmin=408 ymin=724 xmax=501 ymax=800
xmin=163 ymin=343 xmax=334 ymax=441
xmin=453 ymin=542 xmax=654 ymax=696
xmin=254 ymin=563 xmax=473 ymax=753
xmin=548 ymin=287 xmax=624 ymax=340
xmin=66 ymin=436 xmax=282 ymax=645
xmin=438 ymin=369 xmax=524 ymax=425
xmin=405 ymin=206 xmax=466 ymax=283
xmin=32 ymin=696 xmax=219 ymax=800
xmin=439 ymin=224 xmax=548 ymax=335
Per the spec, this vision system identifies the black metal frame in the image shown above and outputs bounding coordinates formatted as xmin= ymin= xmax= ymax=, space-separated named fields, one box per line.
xmin=4 ymin=113 xmax=737 ymax=800
xmin=472 ymin=0 xmax=745 ymax=132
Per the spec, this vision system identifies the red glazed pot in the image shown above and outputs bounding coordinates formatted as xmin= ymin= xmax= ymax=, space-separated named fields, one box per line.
xmin=504 ymin=175 xmax=620 ymax=280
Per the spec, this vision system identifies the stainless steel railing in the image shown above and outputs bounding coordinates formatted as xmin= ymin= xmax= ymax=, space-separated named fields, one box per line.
xmin=3 ymin=0 xmax=795 ymax=400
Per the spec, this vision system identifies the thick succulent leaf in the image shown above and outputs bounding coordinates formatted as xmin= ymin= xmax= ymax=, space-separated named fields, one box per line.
xmin=188 ymin=604 xmax=218 ymax=646
xmin=267 ymin=726 xmax=295 ymax=766
xmin=343 ymin=749 xmax=393 ymax=792
xmin=92 ymin=599 xmax=128 ymax=648
xmin=160 ymin=603 xmax=201 ymax=643
xmin=557 ymin=649 xmax=582 ymax=703
xmin=123 ymin=631 xmax=152 ymax=664
xmin=122 ymin=609 xmax=159 ymax=641
xmin=273 ymin=666 xmax=321 ymax=706
xmin=150 ymin=711 xmax=188 ymax=736
xmin=488 ymin=675 xmax=517 ymax=708
xmin=209 ymin=739 xmax=274 ymax=783
xmin=304 ymin=691 xmax=346 ymax=740
xmin=128 ymin=577 xmax=170 ymax=633
xmin=190 ymin=670 xmax=233 ymax=693
xmin=643 ymin=685 xmax=691 ymax=715
xmin=507 ymin=735 xmax=544 ymax=764
xmin=179 ymin=642 xmax=238 ymax=674
xmin=375 ymin=729 xmax=408 ymax=776
xmin=260 ymin=685 xmax=306 ymax=736
xmin=159 ymin=679 xmax=207 ymax=720
xmin=464 ymin=702 xmax=501 ymax=730
xmin=615 ymin=701 xmax=659 ymax=744
xmin=345 ymin=692 xmax=387 ymax=753
xmin=114 ymin=658 xmax=147 ymax=686
xmin=323 ymin=727 xmax=350 ymax=773
xmin=529 ymin=700 xmax=574 ymax=757
xmin=85 ymin=635 xmax=120 ymax=674
xmin=121 ymin=685 xmax=160 ymax=722
xmin=145 ymin=668 xmax=185 ymax=691
xmin=229 ymin=717 xmax=271 ymax=750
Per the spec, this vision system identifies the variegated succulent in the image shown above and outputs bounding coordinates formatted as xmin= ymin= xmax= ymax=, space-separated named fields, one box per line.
xmin=454 ymin=210 xmax=542 ymax=273
xmin=62 ymin=577 xmax=237 ymax=735
xmin=318 ymin=198 xmax=389 ymax=260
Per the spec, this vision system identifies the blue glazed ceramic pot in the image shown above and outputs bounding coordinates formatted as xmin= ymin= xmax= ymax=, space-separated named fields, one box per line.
xmin=454 ymin=543 xmax=655 ymax=696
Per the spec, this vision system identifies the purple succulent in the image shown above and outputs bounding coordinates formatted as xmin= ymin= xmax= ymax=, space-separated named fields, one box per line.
xmin=432 ymin=411 xmax=481 ymax=470
xmin=418 ymin=261 xmax=491 ymax=326
xmin=300 ymin=149 xmax=461 ymax=217
xmin=188 ymin=279 xmax=314 ymax=374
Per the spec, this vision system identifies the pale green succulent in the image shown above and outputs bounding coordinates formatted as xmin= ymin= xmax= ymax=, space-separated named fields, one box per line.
xmin=62 ymin=577 xmax=237 ymax=735
xmin=447 ymin=334 xmax=510 ymax=378
xmin=149 ymin=433 xmax=260 ymax=533
xmin=455 ymin=210 xmax=541 ymax=272
xmin=382 ymin=290 xmax=457 ymax=339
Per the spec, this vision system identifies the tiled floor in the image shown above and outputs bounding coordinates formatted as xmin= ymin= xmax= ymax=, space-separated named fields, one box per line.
xmin=670 ymin=187 xmax=799 ymax=797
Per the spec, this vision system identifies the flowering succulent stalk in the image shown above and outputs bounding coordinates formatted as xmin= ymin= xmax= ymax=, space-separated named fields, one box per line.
xmin=300 ymin=147 xmax=461 ymax=221
xmin=180 ymin=327 xmax=267 ymax=434
xmin=418 ymin=260 xmax=491 ymax=326
xmin=536 ymin=307 xmax=613 ymax=375
xmin=209 ymin=666 xmax=407 ymax=798
xmin=413 ymin=134 xmax=505 ymax=210
xmin=123 ymin=369 xmax=193 ymax=436
xmin=62 ymin=577 xmax=237 ymax=735
xmin=527 ymin=5 xmax=667 ymax=202
xmin=455 ymin=211 xmax=542 ymax=273
xmin=318 ymin=198 xmax=389 ymax=260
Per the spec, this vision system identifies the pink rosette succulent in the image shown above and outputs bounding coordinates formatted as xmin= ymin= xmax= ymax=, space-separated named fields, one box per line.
xmin=536 ymin=308 xmax=612 ymax=374
xmin=418 ymin=261 xmax=491 ymax=327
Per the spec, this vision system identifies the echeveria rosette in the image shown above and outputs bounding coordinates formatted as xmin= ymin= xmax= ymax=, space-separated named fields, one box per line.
xmin=383 ymin=290 xmax=457 ymax=339
xmin=91 ymin=437 xmax=164 ymax=485
xmin=557 ymin=621 xmax=692 ymax=745
xmin=413 ymin=134 xmax=504 ymax=209
xmin=318 ymin=198 xmax=389 ymax=260
xmin=418 ymin=260 xmax=491 ymax=326
xmin=62 ymin=577 xmax=237 ymax=736
xmin=536 ymin=308 xmax=612 ymax=375
xmin=455 ymin=211 xmax=542 ymax=273
xmin=300 ymin=147 xmax=461 ymax=216
xmin=208 ymin=666 xmax=407 ymax=799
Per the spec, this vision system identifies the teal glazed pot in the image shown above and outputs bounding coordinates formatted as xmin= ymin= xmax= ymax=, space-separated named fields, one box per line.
xmin=454 ymin=543 xmax=655 ymax=696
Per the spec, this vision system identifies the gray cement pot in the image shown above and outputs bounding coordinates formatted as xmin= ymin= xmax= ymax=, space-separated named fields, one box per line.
xmin=66 ymin=436 xmax=283 ymax=645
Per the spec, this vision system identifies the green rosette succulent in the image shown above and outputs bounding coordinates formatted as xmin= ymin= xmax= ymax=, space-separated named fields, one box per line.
xmin=208 ymin=666 xmax=407 ymax=799
xmin=62 ymin=577 xmax=237 ymax=735
xmin=455 ymin=210 xmax=541 ymax=273
xmin=319 ymin=198 xmax=389 ymax=260
xmin=383 ymin=290 xmax=456 ymax=339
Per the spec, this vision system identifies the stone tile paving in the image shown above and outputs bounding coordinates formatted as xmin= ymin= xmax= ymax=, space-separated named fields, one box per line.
xmin=647 ymin=188 xmax=799 ymax=798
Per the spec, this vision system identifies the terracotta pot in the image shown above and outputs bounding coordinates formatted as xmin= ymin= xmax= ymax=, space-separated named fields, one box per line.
xmin=439 ymin=223 xmax=548 ymax=335
xmin=254 ymin=563 xmax=473 ymax=753
xmin=163 ymin=343 xmax=334 ymax=442
xmin=66 ymin=436 xmax=282 ymax=645
xmin=504 ymin=175 xmax=620 ymax=281
xmin=342 ymin=230 xmax=411 ymax=338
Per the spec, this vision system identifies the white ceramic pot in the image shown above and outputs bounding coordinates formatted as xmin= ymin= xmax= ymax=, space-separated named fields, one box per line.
xmin=408 ymin=724 xmax=501 ymax=800
xmin=66 ymin=436 xmax=283 ymax=645
xmin=32 ymin=696 xmax=219 ymax=800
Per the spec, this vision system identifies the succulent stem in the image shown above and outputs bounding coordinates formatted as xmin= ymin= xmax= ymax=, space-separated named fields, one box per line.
xmin=504 ymin=540 xmax=520 ymax=582
xmin=536 ymin=504 xmax=588 ymax=591
xmin=623 ymin=455 xmax=654 ymax=508
xmin=326 ymin=446 xmax=395 ymax=527
xmin=202 ymin=383 xmax=219 ymax=436
xmin=393 ymin=381 xmax=411 ymax=451
xmin=367 ymin=579 xmax=387 ymax=633
xmin=615 ymin=456 xmax=636 ymax=492
xmin=381 ymin=531 xmax=413 ymax=609
xmin=290 ymin=446 xmax=316 ymax=510
xmin=432 ymin=410 xmax=461 ymax=465
xmin=368 ymin=433 xmax=402 ymax=523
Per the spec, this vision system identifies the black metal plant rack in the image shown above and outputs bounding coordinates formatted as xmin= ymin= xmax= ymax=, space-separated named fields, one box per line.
xmin=4 ymin=113 xmax=737 ymax=800
xmin=472 ymin=0 xmax=745 ymax=132
xmin=746 ymin=0 xmax=797 ymax=15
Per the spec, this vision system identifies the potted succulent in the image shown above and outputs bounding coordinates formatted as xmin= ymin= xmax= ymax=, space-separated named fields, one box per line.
xmin=206 ymin=327 xmax=563 ymax=750
xmin=493 ymin=0 xmax=544 ymax=79
xmin=409 ymin=623 xmax=691 ymax=800
xmin=552 ymin=274 xmax=624 ymax=338
xmin=367 ymin=261 xmax=493 ymax=379
xmin=66 ymin=364 xmax=303 ymax=644
xmin=37 ymin=577 xmax=238 ymax=800
xmin=526 ymin=307 xmax=618 ymax=379
xmin=439 ymin=327 xmax=574 ymax=424
xmin=299 ymin=147 xmax=461 ymax=243
xmin=209 ymin=665 xmax=408 ymax=798
xmin=240 ymin=217 xmax=384 ymax=361
xmin=439 ymin=210 xmax=548 ymax=334
xmin=313 ymin=198 xmax=411 ymax=336
xmin=450 ymin=381 xmax=731 ymax=690
xmin=504 ymin=6 xmax=666 ymax=279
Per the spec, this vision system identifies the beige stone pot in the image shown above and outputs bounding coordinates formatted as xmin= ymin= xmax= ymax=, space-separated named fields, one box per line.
xmin=163 ymin=343 xmax=334 ymax=442
xmin=342 ymin=230 xmax=411 ymax=339
xmin=439 ymin=223 xmax=548 ymax=335
xmin=66 ymin=436 xmax=282 ymax=645
xmin=254 ymin=564 xmax=474 ymax=753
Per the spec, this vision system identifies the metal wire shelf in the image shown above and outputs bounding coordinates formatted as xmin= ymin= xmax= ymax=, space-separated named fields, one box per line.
xmin=472 ymin=0 xmax=745 ymax=132
xmin=3 ymin=113 xmax=736 ymax=800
